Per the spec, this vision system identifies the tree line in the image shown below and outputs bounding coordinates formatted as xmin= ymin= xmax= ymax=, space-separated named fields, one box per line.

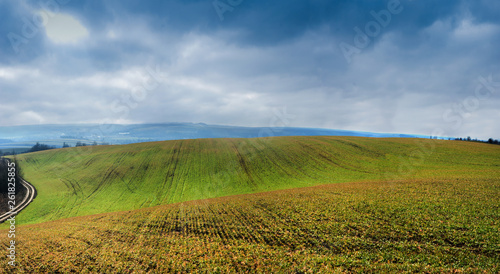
xmin=31 ymin=141 xmax=109 ymax=150
xmin=28 ymin=142 xmax=56 ymax=153
xmin=454 ymin=136 xmax=499 ymax=145
xmin=1 ymin=141 xmax=111 ymax=156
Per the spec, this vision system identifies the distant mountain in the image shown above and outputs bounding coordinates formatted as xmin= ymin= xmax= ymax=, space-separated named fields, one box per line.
xmin=0 ymin=123 xmax=433 ymax=150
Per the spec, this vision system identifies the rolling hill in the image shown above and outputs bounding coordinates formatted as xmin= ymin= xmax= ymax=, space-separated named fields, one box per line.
xmin=1 ymin=136 xmax=499 ymax=272
xmin=9 ymin=136 xmax=500 ymax=225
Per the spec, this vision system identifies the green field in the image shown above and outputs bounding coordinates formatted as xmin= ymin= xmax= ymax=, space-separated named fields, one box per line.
xmin=1 ymin=136 xmax=499 ymax=272
xmin=9 ymin=136 xmax=500 ymax=225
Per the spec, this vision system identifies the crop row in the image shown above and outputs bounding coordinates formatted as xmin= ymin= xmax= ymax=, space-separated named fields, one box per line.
xmin=3 ymin=177 xmax=499 ymax=273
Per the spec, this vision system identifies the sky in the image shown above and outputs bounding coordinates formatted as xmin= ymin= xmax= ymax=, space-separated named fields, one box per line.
xmin=0 ymin=0 xmax=499 ymax=140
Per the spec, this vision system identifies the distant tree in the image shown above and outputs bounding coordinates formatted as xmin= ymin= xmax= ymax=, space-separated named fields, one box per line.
xmin=76 ymin=142 xmax=87 ymax=147
xmin=28 ymin=142 xmax=55 ymax=153
xmin=62 ymin=142 xmax=70 ymax=148
xmin=92 ymin=141 xmax=98 ymax=146
xmin=488 ymin=138 xmax=494 ymax=144
xmin=467 ymin=136 xmax=471 ymax=141
xmin=494 ymin=140 xmax=499 ymax=145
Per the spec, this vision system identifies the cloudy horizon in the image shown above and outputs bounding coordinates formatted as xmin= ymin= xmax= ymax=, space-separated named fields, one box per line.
xmin=1 ymin=0 xmax=499 ymax=140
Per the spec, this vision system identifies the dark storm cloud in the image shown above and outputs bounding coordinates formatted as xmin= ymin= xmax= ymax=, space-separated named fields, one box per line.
xmin=1 ymin=0 xmax=499 ymax=140
xmin=0 ymin=1 xmax=47 ymax=63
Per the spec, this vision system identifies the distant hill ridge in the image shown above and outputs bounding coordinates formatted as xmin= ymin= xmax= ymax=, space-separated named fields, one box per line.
xmin=0 ymin=123 xmax=432 ymax=149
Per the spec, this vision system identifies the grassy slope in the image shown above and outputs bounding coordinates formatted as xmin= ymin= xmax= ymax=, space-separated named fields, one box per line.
xmin=6 ymin=177 xmax=499 ymax=272
xmin=10 ymin=136 xmax=500 ymax=225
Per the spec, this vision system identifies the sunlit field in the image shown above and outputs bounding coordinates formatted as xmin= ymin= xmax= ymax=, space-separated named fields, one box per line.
xmin=9 ymin=136 xmax=499 ymax=225
xmin=5 ymin=177 xmax=499 ymax=272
